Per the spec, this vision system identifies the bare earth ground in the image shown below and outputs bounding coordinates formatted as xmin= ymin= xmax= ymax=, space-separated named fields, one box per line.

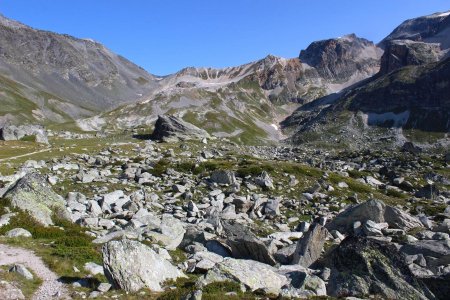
xmin=0 ymin=243 xmax=68 ymax=299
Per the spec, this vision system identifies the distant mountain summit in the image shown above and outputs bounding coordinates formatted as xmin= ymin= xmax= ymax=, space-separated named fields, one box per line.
xmin=282 ymin=11 xmax=450 ymax=149
xmin=299 ymin=34 xmax=382 ymax=82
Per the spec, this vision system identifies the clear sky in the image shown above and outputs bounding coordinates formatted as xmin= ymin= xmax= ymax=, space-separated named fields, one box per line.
xmin=1 ymin=1 xmax=449 ymax=75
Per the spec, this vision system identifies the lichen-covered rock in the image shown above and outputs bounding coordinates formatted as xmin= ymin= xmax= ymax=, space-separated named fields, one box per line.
xmin=323 ymin=236 xmax=434 ymax=299
xmin=3 ymin=172 xmax=69 ymax=226
xmin=197 ymin=258 xmax=288 ymax=295
xmin=102 ymin=239 xmax=185 ymax=292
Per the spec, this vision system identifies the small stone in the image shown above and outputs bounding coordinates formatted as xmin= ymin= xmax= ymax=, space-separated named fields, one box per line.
xmin=5 ymin=228 xmax=32 ymax=238
xmin=9 ymin=264 xmax=34 ymax=280
xmin=97 ymin=282 xmax=112 ymax=293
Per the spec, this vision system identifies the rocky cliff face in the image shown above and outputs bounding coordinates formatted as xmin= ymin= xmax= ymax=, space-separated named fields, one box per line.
xmin=282 ymin=57 xmax=450 ymax=149
xmin=299 ymin=34 xmax=382 ymax=82
xmin=379 ymin=40 xmax=442 ymax=75
xmin=0 ymin=14 xmax=157 ymax=126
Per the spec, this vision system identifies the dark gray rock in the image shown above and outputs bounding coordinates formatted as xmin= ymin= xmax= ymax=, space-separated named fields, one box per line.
xmin=323 ymin=236 xmax=435 ymax=299
xmin=151 ymin=115 xmax=210 ymax=142
xmin=221 ymin=220 xmax=276 ymax=265
xmin=292 ymin=223 xmax=329 ymax=267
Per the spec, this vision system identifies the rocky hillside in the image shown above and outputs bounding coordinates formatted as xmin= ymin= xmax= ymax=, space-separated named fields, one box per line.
xmin=0 ymin=132 xmax=448 ymax=299
xmin=80 ymin=34 xmax=381 ymax=144
xmin=283 ymin=56 xmax=450 ymax=149
xmin=0 ymin=14 xmax=157 ymax=127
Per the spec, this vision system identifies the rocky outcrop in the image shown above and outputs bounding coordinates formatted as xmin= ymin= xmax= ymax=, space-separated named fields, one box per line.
xmin=151 ymin=115 xmax=210 ymax=142
xmin=323 ymin=236 xmax=434 ymax=299
xmin=3 ymin=172 xmax=69 ymax=226
xmin=102 ymin=239 xmax=185 ymax=292
xmin=292 ymin=223 xmax=329 ymax=267
xmin=221 ymin=220 xmax=277 ymax=266
xmin=379 ymin=40 xmax=442 ymax=75
xmin=0 ymin=125 xmax=48 ymax=144
xmin=197 ymin=258 xmax=288 ymax=295
xmin=327 ymin=199 xmax=422 ymax=234
xmin=299 ymin=34 xmax=382 ymax=82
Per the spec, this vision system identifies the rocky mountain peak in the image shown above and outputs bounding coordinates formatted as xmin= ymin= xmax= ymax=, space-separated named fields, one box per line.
xmin=379 ymin=11 xmax=450 ymax=49
xmin=299 ymin=33 xmax=382 ymax=82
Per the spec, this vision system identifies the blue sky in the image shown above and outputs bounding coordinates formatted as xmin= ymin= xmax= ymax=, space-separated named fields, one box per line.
xmin=1 ymin=1 xmax=449 ymax=75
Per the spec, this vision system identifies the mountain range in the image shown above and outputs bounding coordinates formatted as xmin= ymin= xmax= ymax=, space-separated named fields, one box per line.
xmin=0 ymin=10 xmax=449 ymax=146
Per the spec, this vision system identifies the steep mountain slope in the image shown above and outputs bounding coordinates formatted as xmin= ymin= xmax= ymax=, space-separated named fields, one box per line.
xmin=282 ymin=56 xmax=450 ymax=149
xmin=282 ymin=10 xmax=450 ymax=149
xmin=0 ymin=14 xmax=157 ymax=127
xmin=82 ymin=34 xmax=381 ymax=143
xmin=379 ymin=11 xmax=450 ymax=49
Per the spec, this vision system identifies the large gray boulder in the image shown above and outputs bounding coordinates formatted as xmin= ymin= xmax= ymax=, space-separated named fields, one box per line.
xmin=3 ymin=172 xmax=69 ymax=226
xmin=323 ymin=236 xmax=434 ymax=299
xmin=151 ymin=115 xmax=210 ymax=142
xmin=291 ymin=223 xmax=329 ymax=267
xmin=144 ymin=214 xmax=186 ymax=250
xmin=198 ymin=258 xmax=288 ymax=295
xmin=221 ymin=220 xmax=276 ymax=266
xmin=210 ymin=170 xmax=236 ymax=185
xmin=400 ymin=240 xmax=450 ymax=259
xmin=278 ymin=265 xmax=327 ymax=298
xmin=327 ymin=199 xmax=422 ymax=234
xmin=102 ymin=239 xmax=185 ymax=292
xmin=0 ymin=125 xmax=48 ymax=144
